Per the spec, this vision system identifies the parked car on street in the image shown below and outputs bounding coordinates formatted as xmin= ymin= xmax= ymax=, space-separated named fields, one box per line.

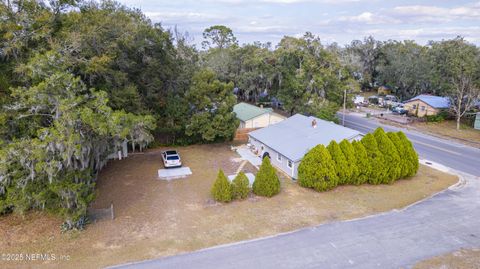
xmin=162 ymin=150 xmax=182 ymax=168
xmin=391 ymin=104 xmax=408 ymax=115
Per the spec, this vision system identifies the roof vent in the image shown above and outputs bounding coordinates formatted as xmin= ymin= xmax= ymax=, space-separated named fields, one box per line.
xmin=311 ymin=119 xmax=317 ymax=128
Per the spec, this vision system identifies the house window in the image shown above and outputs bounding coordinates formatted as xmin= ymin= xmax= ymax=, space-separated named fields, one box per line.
xmin=277 ymin=153 xmax=282 ymax=162
xmin=421 ymin=106 xmax=426 ymax=111
xmin=412 ymin=104 xmax=417 ymax=109
xmin=287 ymin=160 xmax=293 ymax=169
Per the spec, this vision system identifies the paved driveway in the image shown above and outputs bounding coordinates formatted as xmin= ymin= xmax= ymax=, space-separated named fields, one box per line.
xmin=109 ymin=166 xmax=480 ymax=269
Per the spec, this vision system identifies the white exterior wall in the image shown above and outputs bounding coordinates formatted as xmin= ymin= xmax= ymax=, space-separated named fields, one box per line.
xmin=249 ymin=137 xmax=297 ymax=179
xmin=249 ymin=135 xmax=363 ymax=180
xmin=243 ymin=113 xmax=285 ymax=129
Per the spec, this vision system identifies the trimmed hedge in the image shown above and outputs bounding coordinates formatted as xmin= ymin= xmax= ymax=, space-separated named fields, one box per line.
xmin=387 ymin=132 xmax=409 ymax=178
xmin=339 ymin=139 xmax=359 ymax=184
xmin=351 ymin=140 xmax=370 ymax=185
xmin=361 ymin=133 xmax=387 ymax=185
xmin=373 ymin=128 xmax=401 ymax=184
xmin=397 ymin=131 xmax=419 ymax=177
xmin=211 ymin=169 xmax=233 ymax=203
xmin=232 ymin=172 xmax=250 ymax=199
xmin=253 ymin=157 xmax=280 ymax=197
xmin=327 ymin=140 xmax=350 ymax=185
xmin=297 ymin=127 xmax=419 ymax=192
xmin=298 ymin=144 xmax=338 ymax=192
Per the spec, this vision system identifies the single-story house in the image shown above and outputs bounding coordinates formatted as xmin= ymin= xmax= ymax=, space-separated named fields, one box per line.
xmin=248 ymin=114 xmax=363 ymax=179
xmin=234 ymin=102 xmax=286 ymax=129
xmin=403 ymin=94 xmax=450 ymax=117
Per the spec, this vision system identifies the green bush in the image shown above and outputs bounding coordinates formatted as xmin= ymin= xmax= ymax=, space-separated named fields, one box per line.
xmin=211 ymin=169 xmax=233 ymax=202
xmin=351 ymin=141 xmax=370 ymax=185
xmin=397 ymin=131 xmax=419 ymax=177
xmin=232 ymin=172 xmax=250 ymax=199
xmin=327 ymin=140 xmax=350 ymax=185
xmin=387 ymin=132 xmax=409 ymax=178
xmin=253 ymin=157 xmax=280 ymax=197
xmin=298 ymin=145 xmax=338 ymax=192
xmin=361 ymin=133 xmax=387 ymax=184
xmin=373 ymin=128 xmax=401 ymax=184
xmin=339 ymin=139 xmax=359 ymax=185
xmin=425 ymin=111 xmax=449 ymax=122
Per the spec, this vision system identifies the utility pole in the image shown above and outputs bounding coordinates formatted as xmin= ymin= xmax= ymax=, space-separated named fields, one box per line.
xmin=342 ymin=89 xmax=346 ymax=126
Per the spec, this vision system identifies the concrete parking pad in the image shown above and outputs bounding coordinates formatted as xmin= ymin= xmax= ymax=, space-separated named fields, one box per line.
xmin=158 ymin=167 xmax=192 ymax=180
xmin=227 ymin=173 xmax=255 ymax=186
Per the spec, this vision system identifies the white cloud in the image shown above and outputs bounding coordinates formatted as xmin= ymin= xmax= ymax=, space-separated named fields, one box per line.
xmin=392 ymin=3 xmax=480 ymax=23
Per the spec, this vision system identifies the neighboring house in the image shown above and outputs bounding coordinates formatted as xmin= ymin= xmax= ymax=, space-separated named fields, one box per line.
xmin=403 ymin=94 xmax=450 ymax=117
xmin=474 ymin=112 xmax=480 ymax=130
xmin=234 ymin=102 xmax=285 ymax=129
xmin=378 ymin=85 xmax=392 ymax=95
xmin=248 ymin=114 xmax=363 ymax=179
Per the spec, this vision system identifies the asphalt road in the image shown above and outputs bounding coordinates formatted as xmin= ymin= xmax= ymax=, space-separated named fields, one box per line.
xmin=109 ymin=114 xmax=480 ymax=269
xmin=339 ymin=113 xmax=480 ymax=177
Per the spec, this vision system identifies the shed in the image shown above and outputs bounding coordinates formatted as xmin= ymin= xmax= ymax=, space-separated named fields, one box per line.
xmin=233 ymin=102 xmax=285 ymax=129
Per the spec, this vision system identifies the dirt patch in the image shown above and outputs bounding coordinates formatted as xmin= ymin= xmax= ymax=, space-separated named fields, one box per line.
xmin=414 ymin=248 xmax=480 ymax=269
xmin=0 ymin=143 xmax=458 ymax=269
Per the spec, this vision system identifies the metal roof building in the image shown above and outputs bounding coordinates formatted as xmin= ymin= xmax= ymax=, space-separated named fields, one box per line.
xmin=404 ymin=95 xmax=450 ymax=109
xmin=248 ymin=114 xmax=363 ymax=178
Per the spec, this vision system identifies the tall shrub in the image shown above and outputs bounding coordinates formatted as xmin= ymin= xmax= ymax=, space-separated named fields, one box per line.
xmin=373 ymin=128 xmax=401 ymax=183
xmin=298 ymin=145 xmax=338 ymax=191
xmin=387 ymin=132 xmax=409 ymax=178
xmin=361 ymin=133 xmax=386 ymax=184
xmin=397 ymin=131 xmax=419 ymax=177
xmin=327 ymin=140 xmax=350 ymax=185
xmin=253 ymin=157 xmax=280 ymax=197
xmin=232 ymin=172 xmax=250 ymax=199
xmin=211 ymin=169 xmax=233 ymax=202
xmin=339 ymin=139 xmax=359 ymax=185
xmin=352 ymin=141 xmax=370 ymax=185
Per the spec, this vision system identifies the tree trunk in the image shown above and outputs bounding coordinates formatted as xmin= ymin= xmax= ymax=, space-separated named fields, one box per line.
xmin=456 ymin=115 xmax=461 ymax=131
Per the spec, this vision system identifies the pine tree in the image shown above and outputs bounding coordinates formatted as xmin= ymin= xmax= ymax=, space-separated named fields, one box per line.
xmin=373 ymin=128 xmax=401 ymax=183
xmin=232 ymin=172 xmax=250 ymax=199
xmin=339 ymin=139 xmax=359 ymax=185
xmin=327 ymin=140 xmax=350 ymax=185
xmin=211 ymin=169 xmax=233 ymax=202
xmin=397 ymin=131 xmax=419 ymax=177
xmin=387 ymin=132 xmax=409 ymax=178
xmin=352 ymin=140 xmax=370 ymax=185
xmin=298 ymin=145 xmax=338 ymax=191
xmin=361 ymin=133 xmax=386 ymax=184
xmin=253 ymin=157 xmax=280 ymax=197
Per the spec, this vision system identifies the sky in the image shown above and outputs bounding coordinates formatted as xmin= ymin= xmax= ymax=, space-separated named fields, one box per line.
xmin=117 ymin=0 xmax=480 ymax=47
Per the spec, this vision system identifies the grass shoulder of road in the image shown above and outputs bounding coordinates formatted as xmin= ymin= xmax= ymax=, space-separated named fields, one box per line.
xmin=377 ymin=118 xmax=480 ymax=149
xmin=0 ymin=144 xmax=459 ymax=269
xmin=414 ymin=248 xmax=480 ymax=269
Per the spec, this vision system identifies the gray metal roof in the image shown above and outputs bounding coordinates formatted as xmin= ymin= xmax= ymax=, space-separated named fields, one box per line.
xmin=248 ymin=114 xmax=363 ymax=162
xmin=404 ymin=94 xmax=450 ymax=109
